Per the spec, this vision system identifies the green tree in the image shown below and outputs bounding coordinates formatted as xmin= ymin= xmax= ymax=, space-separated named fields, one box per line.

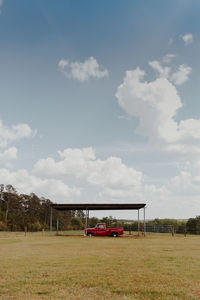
xmin=186 ymin=216 xmax=200 ymax=234
xmin=89 ymin=217 xmax=100 ymax=228
xmin=70 ymin=217 xmax=84 ymax=230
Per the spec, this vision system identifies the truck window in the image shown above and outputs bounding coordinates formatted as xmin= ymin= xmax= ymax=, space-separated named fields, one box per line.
xmin=98 ymin=225 xmax=104 ymax=229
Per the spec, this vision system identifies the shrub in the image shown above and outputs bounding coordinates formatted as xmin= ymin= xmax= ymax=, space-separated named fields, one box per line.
xmin=0 ymin=221 xmax=7 ymax=231
xmin=31 ymin=221 xmax=42 ymax=231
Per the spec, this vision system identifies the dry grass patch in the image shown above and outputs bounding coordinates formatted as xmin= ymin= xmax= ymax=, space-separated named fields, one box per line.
xmin=0 ymin=232 xmax=199 ymax=299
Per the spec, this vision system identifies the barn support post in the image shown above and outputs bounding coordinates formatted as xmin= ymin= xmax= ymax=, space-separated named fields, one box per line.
xmin=85 ymin=209 xmax=87 ymax=229
xmin=50 ymin=206 xmax=53 ymax=235
xmin=137 ymin=209 xmax=140 ymax=236
xmin=85 ymin=209 xmax=89 ymax=230
xmin=56 ymin=217 xmax=59 ymax=235
xmin=143 ymin=207 xmax=146 ymax=237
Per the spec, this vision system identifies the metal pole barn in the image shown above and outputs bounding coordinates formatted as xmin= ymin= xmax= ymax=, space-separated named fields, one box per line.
xmin=51 ymin=203 xmax=146 ymax=237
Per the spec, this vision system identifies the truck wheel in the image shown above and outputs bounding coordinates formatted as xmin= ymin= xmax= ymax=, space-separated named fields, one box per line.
xmin=87 ymin=232 xmax=94 ymax=237
xmin=112 ymin=232 xmax=118 ymax=237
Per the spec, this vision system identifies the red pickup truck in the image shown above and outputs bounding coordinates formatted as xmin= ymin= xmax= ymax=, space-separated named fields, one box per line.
xmin=85 ymin=223 xmax=124 ymax=237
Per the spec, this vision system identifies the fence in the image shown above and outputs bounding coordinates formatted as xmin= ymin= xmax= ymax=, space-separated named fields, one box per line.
xmin=146 ymin=224 xmax=173 ymax=234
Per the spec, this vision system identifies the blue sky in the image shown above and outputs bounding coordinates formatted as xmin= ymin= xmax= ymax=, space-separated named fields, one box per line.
xmin=0 ymin=0 xmax=200 ymax=219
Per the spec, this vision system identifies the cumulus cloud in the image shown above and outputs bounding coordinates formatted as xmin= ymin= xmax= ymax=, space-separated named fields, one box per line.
xmin=0 ymin=147 xmax=18 ymax=166
xmin=58 ymin=57 xmax=108 ymax=82
xmin=33 ymin=147 xmax=143 ymax=189
xmin=2 ymin=145 xmax=197 ymax=217
xmin=170 ymin=64 xmax=192 ymax=85
xmin=115 ymin=65 xmax=200 ymax=153
xmin=170 ymin=160 xmax=200 ymax=208
xmin=116 ymin=68 xmax=181 ymax=143
xmin=0 ymin=168 xmax=80 ymax=201
xmin=149 ymin=60 xmax=170 ymax=78
xmin=148 ymin=54 xmax=191 ymax=86
xmin=0 ymin=120 xmax=35 ymax=148
xmin=0 ymin=146 xmax=159 ymax=203
xmin=33 ymin=147 xmax=172 ymax=209
xmin=34 ymin=147 xmax=96 ymax=179
xmin=182 ymin=33 xmax=193 ymax=46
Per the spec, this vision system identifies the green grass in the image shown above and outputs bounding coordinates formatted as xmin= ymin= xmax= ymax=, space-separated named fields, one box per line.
xmin=0 ymin=232 xmax=199 ymax=299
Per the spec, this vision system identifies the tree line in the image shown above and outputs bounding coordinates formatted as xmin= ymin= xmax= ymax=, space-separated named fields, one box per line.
xmin=0 ymin=184 xmax=199 ymax=234
xmin=0 ymin=184 xmax=84 ymax=231
xmin=88 ymin=216 xmax=200 ymax=234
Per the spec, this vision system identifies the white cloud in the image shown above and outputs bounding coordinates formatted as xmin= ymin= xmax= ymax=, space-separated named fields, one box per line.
xmin=115 ymin=65 xmax=200 ymax=153
xmin=100 ymin=187 xmax=141 ymax=199
xmin=58 ymin=57 xmax=108 ymax=82
xmin=34 ymin=147 xmax=96 ymax=179
xmin=1 ymin=144 xmax=198 ymax=218
xmin=0 ymin=146 xmax=152 ymax=203
xmin=33 ymin=146 xmax=171 ymax=209
xmin=170 ymin=160 xmax=200 ymax=200
xmin=33 ymin=147 xmax=143 ymax=189
xmin=0 ymin=147 xmax=18 ymax=166
xmin=170 ymin=64 xmax=192 ymax=85
xmin=87 ymin=156 xmax=142 ymax=188
xmin=149 ymin=60 xmax=170 ymax=78
xmin=162 ymin=54 xmax=176 ymax=64
xmin=148 ymin=54 xmax=191 ymax=86
xmin=182 ymin=33 xmax=193 ymax=46
xmin=0 ymin=168 xmax=80 ymax=201
xmin=0 ymin=120 xmax=35 ymax=148
xmin=116 ymin=67 xmax=181 ymax=144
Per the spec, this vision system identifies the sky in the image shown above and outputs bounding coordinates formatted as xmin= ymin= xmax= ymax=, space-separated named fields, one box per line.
xmin=0 ymin=0 xmax=200 ymax=219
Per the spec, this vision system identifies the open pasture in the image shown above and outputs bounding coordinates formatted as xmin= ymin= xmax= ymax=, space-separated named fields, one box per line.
xmin=0 ymin=232 xmax=200 ymax=299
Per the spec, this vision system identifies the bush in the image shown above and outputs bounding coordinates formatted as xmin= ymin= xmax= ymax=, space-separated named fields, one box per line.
xmin=186 ymin=216 xmax=200 ymax=234
xmin=0 ymin=221 xmax=7 ymax=231
xmin=70 ymin=217 xmax=84 ymax=230
xmin=31 ymin=221 xmax=42 ymax=231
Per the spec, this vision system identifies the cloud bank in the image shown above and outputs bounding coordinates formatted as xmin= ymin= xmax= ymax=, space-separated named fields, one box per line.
xmin=0 ymin=146 xmax=166 ymax=207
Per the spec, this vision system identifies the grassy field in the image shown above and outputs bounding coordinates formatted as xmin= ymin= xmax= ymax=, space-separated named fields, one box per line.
xmin=0 ymin=232 xmax=199 ymax=299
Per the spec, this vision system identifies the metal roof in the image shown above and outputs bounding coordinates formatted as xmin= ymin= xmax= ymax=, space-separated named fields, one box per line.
xmin=51 ymin=203 xmax=146 ymax=211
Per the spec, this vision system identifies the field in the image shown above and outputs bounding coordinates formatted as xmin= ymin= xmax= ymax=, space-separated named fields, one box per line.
xmin=0 ymin=232 xmax=200 ymax=299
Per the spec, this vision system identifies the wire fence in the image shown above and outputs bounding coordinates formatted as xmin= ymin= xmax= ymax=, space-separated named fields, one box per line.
xmin=146 ymin=225 xmax=172 ymax=234
xmin=125 ymin=224 xmax=200 ymax=235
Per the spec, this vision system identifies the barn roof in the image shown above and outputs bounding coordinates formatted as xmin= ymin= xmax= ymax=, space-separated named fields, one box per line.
xmin=51 ymin=203 xmax=146 ymax=211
